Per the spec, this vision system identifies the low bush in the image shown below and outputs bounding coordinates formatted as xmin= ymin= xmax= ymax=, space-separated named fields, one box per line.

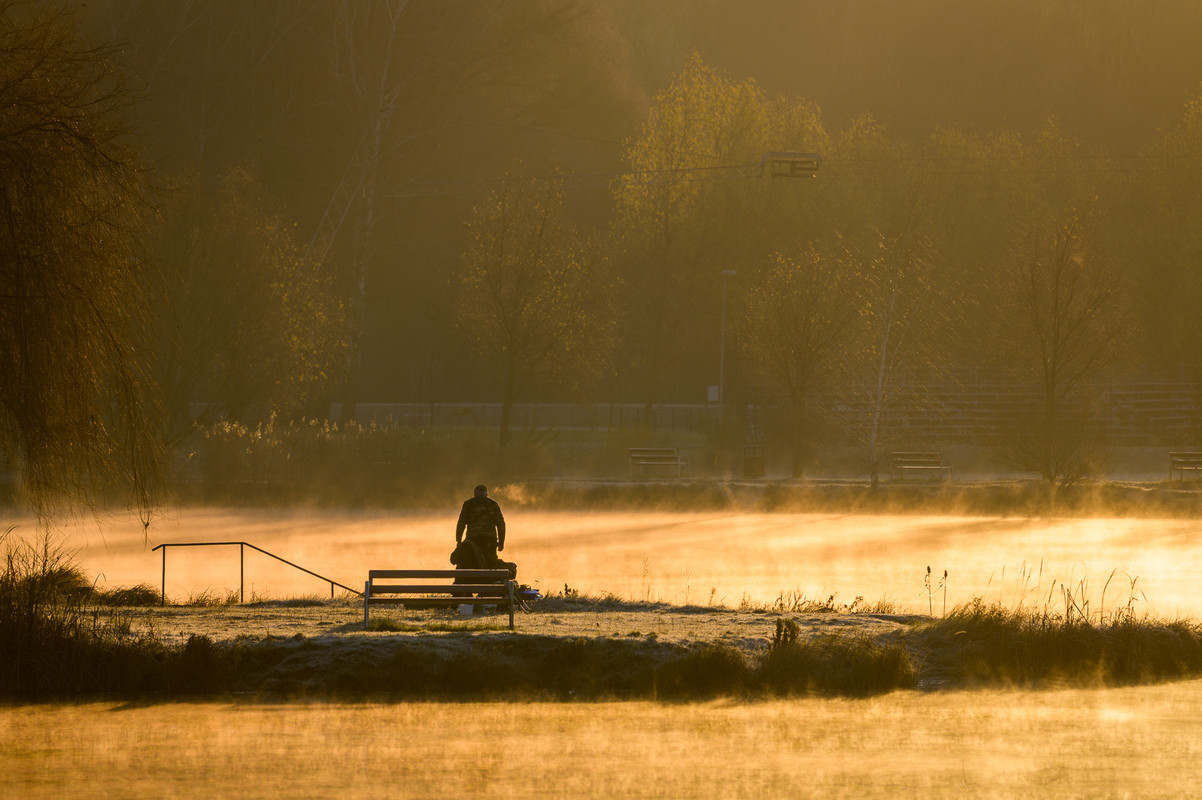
xmin=656 ymin=644 xmax=751 ymax=699
xmin=760 ymin=634 xmax=916 ymax=696
xmin=95 ymin=584 xmax=160 ymax=606
xmin=915 ymin=598 xmax=1202 ymax=687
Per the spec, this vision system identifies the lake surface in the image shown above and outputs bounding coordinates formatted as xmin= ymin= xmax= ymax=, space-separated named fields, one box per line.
xmin=17 ymin=508 xmax=1202 ymax=617
xmin=6 ymin=683 xmax=1202 ymax=798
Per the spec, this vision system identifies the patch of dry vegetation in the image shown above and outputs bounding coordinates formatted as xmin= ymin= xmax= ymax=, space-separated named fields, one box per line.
xmin=914 ymin=599 xmax=1202 ymax=688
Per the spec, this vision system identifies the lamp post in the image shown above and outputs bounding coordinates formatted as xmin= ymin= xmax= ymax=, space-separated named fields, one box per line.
xmin=719 ymin=269 xmax=735 ymax=432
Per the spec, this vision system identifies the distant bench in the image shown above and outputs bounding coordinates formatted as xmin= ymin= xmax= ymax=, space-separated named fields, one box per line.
xmin=364 ymin=569 xmax=515 ymax=630
xmin=628 ymin=447 xmax=689 ymax=477
xmin=1169 ymin=451 xmax=1202 ymax=481
xmin=890 ymin=451 xmax=951 ymax=481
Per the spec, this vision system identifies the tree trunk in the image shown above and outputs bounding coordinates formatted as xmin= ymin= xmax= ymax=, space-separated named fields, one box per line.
xmin=790 ymin=395 xmax=807 ymax=479
xmin=499 ymin=361 xmax=517 ymax=448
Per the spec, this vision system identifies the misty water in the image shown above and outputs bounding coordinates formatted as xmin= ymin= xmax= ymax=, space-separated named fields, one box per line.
xmin=12 ymin=508 xmax=1202 ymax=799
xmin=8 ymin=684 xmax=1202 ymax=799
xmin=31 ymin=508 xmax=1202 ymax=618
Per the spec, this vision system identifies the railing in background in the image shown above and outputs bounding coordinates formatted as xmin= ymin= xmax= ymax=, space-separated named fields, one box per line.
xmin=151 ymin=541 xmax=361 ymax=604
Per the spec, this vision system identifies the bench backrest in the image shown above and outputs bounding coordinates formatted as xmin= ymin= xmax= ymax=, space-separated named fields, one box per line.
xmin=1170 ymin=452 xmax=1202 ymax=463
xmin=891 ymin=452 xmax=942 ymax=464
xmin=367 ymin=569 xmax=510 ymax=582
xmin=629 ymin=447 xmax=679 ymax=458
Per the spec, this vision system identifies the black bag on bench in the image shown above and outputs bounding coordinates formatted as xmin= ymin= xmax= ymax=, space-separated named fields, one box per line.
xmin=450 ymin=539 xmax=517 ymax=581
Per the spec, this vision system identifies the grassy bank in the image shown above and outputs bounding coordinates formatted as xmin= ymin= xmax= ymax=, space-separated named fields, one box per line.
xmin=6 ymin=571 xmax=1202 ymax=701
xmin=7 ymin=506 xmax=1202 ymax=701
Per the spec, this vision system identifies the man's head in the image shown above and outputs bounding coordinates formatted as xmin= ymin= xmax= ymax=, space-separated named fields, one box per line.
xmin=474 ymin=484 xmax=488 ymax=498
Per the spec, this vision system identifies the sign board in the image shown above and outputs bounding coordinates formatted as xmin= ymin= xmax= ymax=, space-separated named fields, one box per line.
xmin=764 ymin=152 xmax=821 ymax=177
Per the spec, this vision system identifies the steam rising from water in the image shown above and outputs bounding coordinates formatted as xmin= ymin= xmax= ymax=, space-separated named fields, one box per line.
xmin=20 ymin=509 xmax=1202 ymax=617
xmin=7 ymin=684 xmax=1202 ymax=797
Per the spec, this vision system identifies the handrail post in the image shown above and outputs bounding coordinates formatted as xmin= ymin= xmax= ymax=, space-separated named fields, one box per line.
xmin=240 ymin=542 xmax=245 ymax=603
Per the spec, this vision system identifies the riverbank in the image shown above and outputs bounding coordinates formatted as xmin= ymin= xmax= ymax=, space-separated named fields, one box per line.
xmin=501 ymin=477 xmax=1202 ymax=518
xmin=9 ymin=591 xmax=1201 ymax=702
xmin=169 ymin=473 xmax=1202 ymax=519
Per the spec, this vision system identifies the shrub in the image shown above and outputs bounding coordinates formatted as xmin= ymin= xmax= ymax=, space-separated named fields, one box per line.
xmin=759 ymin=633 xmax=916 ymax=696
xmin=95 ymin=584 xmax=160 ymax=606
xmin=656 ymin=644 xmax=751 ymax=699
xmin=916 ymin=598 xmax=1202 ymax=687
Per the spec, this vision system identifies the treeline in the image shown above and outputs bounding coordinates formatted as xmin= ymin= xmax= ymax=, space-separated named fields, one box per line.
xmin=73 ymin=2 xmax=1202 ymax=482
xmin=10 ymin=2 xmax=1202 ymax=514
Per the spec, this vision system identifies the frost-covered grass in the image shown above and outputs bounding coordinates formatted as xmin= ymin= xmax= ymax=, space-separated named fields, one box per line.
xmin=7 ymin=556 xmax=1202 ymax=700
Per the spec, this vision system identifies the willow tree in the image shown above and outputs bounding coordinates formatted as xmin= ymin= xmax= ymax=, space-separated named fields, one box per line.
xmin=0 ymin=2 xmax=159 ymax=517
xmin=458 ymin=171 xmax=612 ymax=447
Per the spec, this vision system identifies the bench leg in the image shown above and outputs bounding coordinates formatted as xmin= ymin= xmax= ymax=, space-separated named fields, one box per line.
xmin=507 ymin=581 xmax=515 ymax=631
xmin=364 ymin=580 xmax=370 ymax=629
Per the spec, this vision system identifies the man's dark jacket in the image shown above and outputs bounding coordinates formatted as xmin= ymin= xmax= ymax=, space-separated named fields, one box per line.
xmin=456 ymin=495 xmax=506 ymax=549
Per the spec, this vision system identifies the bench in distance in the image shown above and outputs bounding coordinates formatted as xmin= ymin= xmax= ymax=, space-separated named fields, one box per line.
xmin=628 ymin=447 xmax=689 ymax=477
xmin=1169 ymin=451 xmax=1202 ymax=481
xmin=363 ymin=569 xmax=516 ymax=630
xmin=890 ymin=451 xmax=952 ymax=481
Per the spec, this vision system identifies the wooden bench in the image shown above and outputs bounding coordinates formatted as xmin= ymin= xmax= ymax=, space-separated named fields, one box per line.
xmin=1169 ymin=451 xmax=1202 ymax=481
xmin=890 ymin=451 xmax=951 ymax=481
xmin=364 ymin=569 xmax=516 ymax=630
xmin=628 ymin=447 xmax=689 ymax=477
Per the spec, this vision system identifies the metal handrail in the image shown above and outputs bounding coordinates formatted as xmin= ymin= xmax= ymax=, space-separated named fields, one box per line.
xmin=151 ymin=541 xmax=362 ymax=604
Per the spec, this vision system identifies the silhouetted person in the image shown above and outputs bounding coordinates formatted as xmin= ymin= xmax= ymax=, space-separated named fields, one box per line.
xmin=456 ymin=484 xmax=506 ymax=567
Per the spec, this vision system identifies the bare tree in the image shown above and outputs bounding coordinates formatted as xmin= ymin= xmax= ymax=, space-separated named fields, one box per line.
xmin=458 ymin=171 xmax=612 ymax=447
xmin=996 ymin=210 xmax=1130 ymax=486
xmin=320 ymin=0 xmax=603 ymax=423
xmin=740 ymin=244 xmax=858 ymax=477
xmin=148 ymin=168 xmax=346 ymax=443
xmin=851 ymin=225 xmax=941 ymax=484
xmin=0 ymin=1 xmax=159 ymax=517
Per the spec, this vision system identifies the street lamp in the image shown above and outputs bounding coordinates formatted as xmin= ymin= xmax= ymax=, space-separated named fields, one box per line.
xmin=719 ymin=269 xmax=735 ymax=432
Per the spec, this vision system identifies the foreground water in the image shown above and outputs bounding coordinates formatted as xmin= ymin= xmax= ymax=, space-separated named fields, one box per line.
xmin=23 ymin=507 xmax=1202 ymax=617
xmin=5 ymin=683 xmax=1202 ymax=799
